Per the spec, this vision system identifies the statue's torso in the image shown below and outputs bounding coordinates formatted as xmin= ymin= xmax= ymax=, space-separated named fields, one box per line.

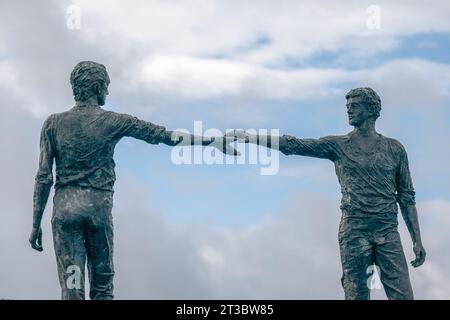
xmin=330 ymin=133 xmax=410 ymax=216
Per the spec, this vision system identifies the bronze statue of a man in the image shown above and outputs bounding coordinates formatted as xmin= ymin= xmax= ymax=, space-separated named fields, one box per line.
xmin=29 ymin=61 xmax=236 ymax=299
xmin=233 ymin=87 xmax=426 ymax=299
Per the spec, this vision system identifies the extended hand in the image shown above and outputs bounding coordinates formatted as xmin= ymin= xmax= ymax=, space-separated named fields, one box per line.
xmin=170 ymin=132 xmax=240 ymax=156
xmin=226 ymin=129 xmax=255 ymax=143
xmin=29 ymin=226 xmax=43 ymax=252
xmin=411 ymin=242 xmax=426 ymax=267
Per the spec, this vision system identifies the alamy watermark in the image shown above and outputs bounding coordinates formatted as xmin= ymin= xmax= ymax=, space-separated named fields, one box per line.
xmin=170 ymin=121 xmax=280 ymax=176
xmin=366 ymin=264 xmax=382 ymax=290
xmin=66 ymin=264 xmax=82 ymax=290
xmin=366 ymin=5 xmax=381 ymax=30
xmin=66 ymin=4 xmax=81 ymax=30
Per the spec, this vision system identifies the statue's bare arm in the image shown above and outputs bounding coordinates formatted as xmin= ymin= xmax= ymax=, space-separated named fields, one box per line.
xmin=162 ymin=130 xmax=239 ymax=156
xmin=30 ymin=182 xmax=52 ymax=251
xmin=228 ymin=130 xmax=335 ymax=160
xmin=30 ymin=117 xmax=55 ymax=252
xmin=116 ymin=115 xmax=239 ymax=155
xmin=400 ymin=204 xmax=425 ymax=267
xmin=397 ymin=147 xmax=426 ymax=267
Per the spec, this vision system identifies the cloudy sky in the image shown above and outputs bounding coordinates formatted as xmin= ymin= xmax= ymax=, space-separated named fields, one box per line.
xmin=0 ymin=0 xmax=449 ymax=299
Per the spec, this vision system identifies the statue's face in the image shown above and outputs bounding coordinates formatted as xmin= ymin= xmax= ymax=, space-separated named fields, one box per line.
xmin=346 ymin=96 xmax=372 ymax=126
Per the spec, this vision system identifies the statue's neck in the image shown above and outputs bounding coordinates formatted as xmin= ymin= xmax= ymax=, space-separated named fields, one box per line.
xmin=353 ymin=119 xmax=378 ymax=138
xmin=76 ymin=97 xmax=99 ymax=107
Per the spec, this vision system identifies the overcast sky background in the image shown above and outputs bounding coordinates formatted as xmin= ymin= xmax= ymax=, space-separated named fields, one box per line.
xmin=0 ymin=0 xmax=450 ymax=299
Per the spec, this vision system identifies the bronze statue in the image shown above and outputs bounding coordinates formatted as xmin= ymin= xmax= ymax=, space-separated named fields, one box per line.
xmin=29 ymin=61 xmax=237 ymax=299
xmin=30 ymin=60 xmax=425 ymax=300
xmin=231 ymin=87 xmax=426 ymax=299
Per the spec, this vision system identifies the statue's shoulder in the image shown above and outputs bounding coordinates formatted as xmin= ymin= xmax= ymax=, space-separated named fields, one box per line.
xmin=52 ymin=106 xmax=81 ymax=119
xmin=319 ymin=134 xmax=349 ymax=144
xmin=101 ymin=108 xmax=116 ymax=115
xmin=101 ymin=109 xmax=130 ymax=119
xmin=42 ymin=112 xmax=62 ymax=127
xmin=380 ymin=135 xmax=407 ymax=154
xmin=46 ymin=107 xmax=78 ymax=124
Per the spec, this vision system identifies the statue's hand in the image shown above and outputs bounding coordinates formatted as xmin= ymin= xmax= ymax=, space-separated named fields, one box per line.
xmin=169 ymin=131 xmax=190 ymax=146
xmin=29 ymin=226 xmax=43 ymax=252
xmin=411 ymin=242 xmax=426 ymax=267
xmin=226 ymin=129 xmax=254 ymax=143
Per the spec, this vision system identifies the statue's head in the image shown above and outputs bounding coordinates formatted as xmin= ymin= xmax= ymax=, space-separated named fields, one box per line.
xmin=70 ymin=61 xmax=110 ymax=106
xmin=345 ymin=87 xmax=381 ymax=127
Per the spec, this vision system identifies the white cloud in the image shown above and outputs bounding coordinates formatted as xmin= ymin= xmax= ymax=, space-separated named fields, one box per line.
xmin=112 ymin=189 xmax=450 ymax=299
xmin=1 ymin=0 xmax=449 ymax=119
xmin=137 ymin=55 xmax=349 ymax=100
xmin=134 ymin=56 xmax=450 ymax=107
xmin=401 ymin=200 xmax=450 ymax=299
xmin=0 ymin=61 xmax=17 ymax=86
xmin=71 ymin=0 xmax=450 ymax=66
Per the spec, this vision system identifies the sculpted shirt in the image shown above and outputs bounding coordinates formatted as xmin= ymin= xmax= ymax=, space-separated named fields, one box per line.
xmin=35 ymin=105 xmax=167 ymax=191
xmin=279 ymin=133 xmax=416 ymax=216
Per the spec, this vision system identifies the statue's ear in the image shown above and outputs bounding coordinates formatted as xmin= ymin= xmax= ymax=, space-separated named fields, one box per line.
xmin=94 ymin=83 xmax=102 ymax=96
xmin=370 ymin=108 xmax=378 ymax=119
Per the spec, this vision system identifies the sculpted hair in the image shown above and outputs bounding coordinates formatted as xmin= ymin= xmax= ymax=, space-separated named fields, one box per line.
xmin=70 ymin=61 xmax=110 ymax=102
xmin=345 ymin=87 xmax=382 ymax=119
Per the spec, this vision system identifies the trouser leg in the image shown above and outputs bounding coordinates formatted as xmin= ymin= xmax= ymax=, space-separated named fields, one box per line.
xmin=375 ymin=230 xmax=414 ymax=300
xmin=52 ymin=215 xmax=86 ymax=300
xmin=338 ymin=217 xmax=375 ymax=300
xmin=85 ymin=200 xmax=115 ymax=300
xmin=52 ymin=187 xmax=115 ymax=300
xmin=339 ymin=235 xmax=374 ymax=299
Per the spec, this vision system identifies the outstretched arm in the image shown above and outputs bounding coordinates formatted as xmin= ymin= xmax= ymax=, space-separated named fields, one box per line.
xmin=113 ymin=113 xmax=239 ymax=155
xmin=161 ymin=130 xmax=239 ymax=156
xmin=162 ymin=131 xmax=214 ymax=146
xmin=229 ymin=129 xmax=336 ymax=160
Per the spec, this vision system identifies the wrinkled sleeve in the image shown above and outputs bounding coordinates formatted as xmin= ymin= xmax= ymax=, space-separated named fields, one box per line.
xmin=396 ymin=145 xmax=416 ymax=208
xmin=35 ymin=116 xmax=55 ymax=185
xmin=279 ymin=135 xmax=337 ymax=160
xmin=112 ymin=113 xmax=167 ymax=144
